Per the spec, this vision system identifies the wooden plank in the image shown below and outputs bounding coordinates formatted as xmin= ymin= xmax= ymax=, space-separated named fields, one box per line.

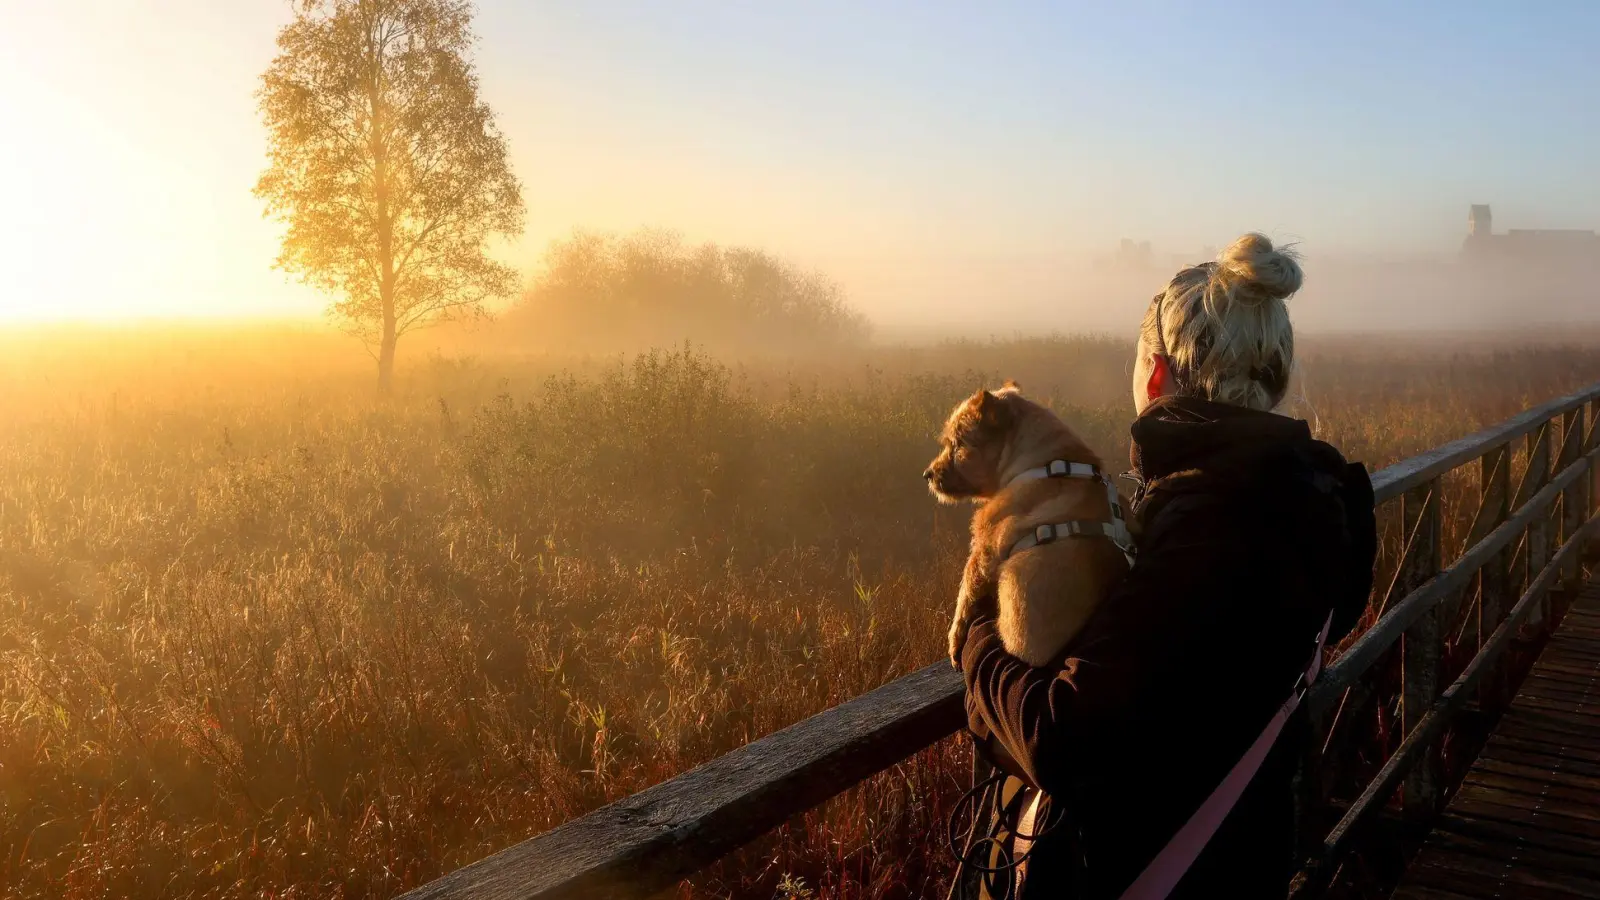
xmin=1524 ymin=423 xmax=1554 ymax=628
xmin=1475 ymin=757 xmax=1600 ymax=795
xmin=1400 ymin=857 xmax=1600 ymax=900
xmin=1478 ymin=444 xmax=1513 ymax=709
xmin=1395 ymin=877 xmax=1491 ymax=896
xmin=1587 ymin=399 xmax=1599 ymax=527
xmin=1443 ymin=793 xmax=1600 ymax=842
xmin=1489 ymin=713 xmax=1600 ymax=744
xmin=1523 ymin=671 xmax=1600 ymax=694
xmin=1526 ymin=654 xmax=1600 ymax=676
xmin=1393 ymin=577 xmax=1600 ymax=899
xmin=1513 ymin=690 xmax=1600 ymax=716
xmin=1422 ymin=828 xmax=1600 ymax=879
xmin=1402 ymin=479 xmax=1445 ymax=818
xmin=1312 ymin=517 xmax=1598 ymax=864
xmin=1519 ymin=662 xmax=1600 ymax=688
xmin=1442 ymin=803 xmax=1600 ymax=854
xmin=1559 ymin=408 xmax=1586 ymax=594
xmin=399 ymin=661 xmax=964 ymax=900
xmin=1517 ymin=680 xmax=1600 ymax=705
xmin=1370 ymin=384 xmax=1600 ymax=504
xmin=1312 ymin=451 xmax=1597 ymax=708
xmin=1391 ymin=884 xmax=1486 ymax=900
xmin=1446 ymin=785 xmax=1600 ymax=832
xmin=1494 ymin=710 xmax=1600 ymax=747
xmin=1482 ymin=744 xmax=1600 ymax=781
xmin=1465 ymin=752 xmax=1600 ymax=794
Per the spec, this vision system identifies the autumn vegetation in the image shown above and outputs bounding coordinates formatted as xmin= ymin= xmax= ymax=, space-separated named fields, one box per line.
xmin=2 ymin=326 xmax=1599 ymax=898
xmin=6 ymin=1 xmax=1598 ymax=898
xmin=503 ymin=229 xmax=872 ymax=354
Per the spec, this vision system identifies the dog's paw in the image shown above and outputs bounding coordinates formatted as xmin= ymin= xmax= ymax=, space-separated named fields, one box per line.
xmin=947 ymin=616 xmax=969 ymax=668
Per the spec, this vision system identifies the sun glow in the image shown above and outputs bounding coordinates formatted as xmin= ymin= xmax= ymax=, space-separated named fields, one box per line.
xmin=0 ymin=2 xmax=322 ymax=325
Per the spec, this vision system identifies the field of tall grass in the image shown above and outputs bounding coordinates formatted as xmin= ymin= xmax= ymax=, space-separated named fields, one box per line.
xmin=2 ymin=326 xmax=1599 ymax=899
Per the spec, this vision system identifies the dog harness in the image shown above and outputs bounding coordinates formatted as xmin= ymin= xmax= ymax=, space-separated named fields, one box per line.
xmin=1002 ymin=459 xmax=1136 ymax=566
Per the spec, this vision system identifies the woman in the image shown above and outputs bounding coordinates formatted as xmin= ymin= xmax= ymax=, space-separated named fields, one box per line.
xmin=955 ymin=234 xmax=1378 ymax=898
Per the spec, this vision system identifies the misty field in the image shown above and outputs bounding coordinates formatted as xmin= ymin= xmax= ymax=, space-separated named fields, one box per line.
xmin=3 ymin=328 xmax=1600 ymax=899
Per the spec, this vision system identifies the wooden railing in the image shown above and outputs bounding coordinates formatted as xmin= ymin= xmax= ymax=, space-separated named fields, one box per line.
xmin=403 ymin=383 xmax=1600 ymax=900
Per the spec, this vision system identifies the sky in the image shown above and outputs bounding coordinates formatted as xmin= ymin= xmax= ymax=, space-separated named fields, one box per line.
xmin=1 ymin=1 xmax=1597 ymax=331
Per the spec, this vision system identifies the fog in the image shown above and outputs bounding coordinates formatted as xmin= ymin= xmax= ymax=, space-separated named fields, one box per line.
xmin=809 ymin=241 xmax=1600 ymax=343
xmin=6 ymin=3 xmax=1600 ymax=337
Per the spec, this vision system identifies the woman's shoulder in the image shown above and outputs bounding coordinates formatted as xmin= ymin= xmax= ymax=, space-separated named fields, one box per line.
xmin=1132 ymin=436 xmax=1373 ymax=556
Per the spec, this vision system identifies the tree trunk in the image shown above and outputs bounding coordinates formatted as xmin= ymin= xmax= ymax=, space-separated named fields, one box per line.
xmin=377 ymin=321 xmax=397 ymax=395
xmin=368 ymin=29 xmax=397 ymax=396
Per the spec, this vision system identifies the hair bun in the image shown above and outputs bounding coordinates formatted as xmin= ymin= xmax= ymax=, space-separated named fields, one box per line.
xmin=1217 ymin=232 xmax=1302 ymax=303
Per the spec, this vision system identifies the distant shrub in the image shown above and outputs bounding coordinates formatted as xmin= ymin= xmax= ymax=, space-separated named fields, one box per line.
xmin=504 ymin=229 xmax=871 ymax=353
xmin=458 ymin=345 xmax=990 ymax=568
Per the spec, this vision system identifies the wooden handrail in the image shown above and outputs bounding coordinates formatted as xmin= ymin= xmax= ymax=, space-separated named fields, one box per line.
xmin=1366 ymin=383 xmax=1600 ymax=503
xmin=402 ymin=381 xmax=1600 ymax=900
xmin=403 ymin=664 xmax=964 ymax=900
xmin=1317 ymin=512 xmax=1599 ymax=861
xmin=1311 ymin=446 xmax=1600 ymax=707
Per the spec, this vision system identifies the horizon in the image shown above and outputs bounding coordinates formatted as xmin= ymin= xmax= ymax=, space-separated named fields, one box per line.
xmin=2 ymin=1 xmax=1598 ymax=332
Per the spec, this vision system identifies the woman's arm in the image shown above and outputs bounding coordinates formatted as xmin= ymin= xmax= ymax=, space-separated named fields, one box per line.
xmin=958 ymin=500 xmax=1237 ymax=795
xmin=959 ymin=456 xmax=1377 ymax=797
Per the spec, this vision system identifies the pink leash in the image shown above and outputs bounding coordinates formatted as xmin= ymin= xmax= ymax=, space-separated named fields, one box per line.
xmin=1118 ymin=611 xmax=1334 ymax=900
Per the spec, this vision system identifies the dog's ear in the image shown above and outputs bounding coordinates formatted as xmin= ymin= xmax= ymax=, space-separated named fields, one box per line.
xmin=975 ymin=389 xmax=1010 ymax=427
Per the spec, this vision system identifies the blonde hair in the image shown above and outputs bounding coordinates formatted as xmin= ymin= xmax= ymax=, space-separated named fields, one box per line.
xmin=1140 ymin=232 xmax=1301 ymax=411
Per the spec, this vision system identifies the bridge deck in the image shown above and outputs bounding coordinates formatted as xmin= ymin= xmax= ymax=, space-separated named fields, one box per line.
xmin=1393 ymin=575 xmax=1600 ymax=900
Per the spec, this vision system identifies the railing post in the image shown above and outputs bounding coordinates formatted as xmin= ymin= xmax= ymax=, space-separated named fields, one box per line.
xmin=1476 ymin=444 xmax=1512 ymax=709
xmin=1400 ymin=477 xmax=1443 ymax=820
xmin=1517 ymin=422 xmax=1553 ymax=629
xmin=972 ymin=744 xmax=993 ymax=784
xmin=1558 ymin=407 xmax=1585 ymax=599
xmin=1587 ymin=398 xmax=1599 ymax=532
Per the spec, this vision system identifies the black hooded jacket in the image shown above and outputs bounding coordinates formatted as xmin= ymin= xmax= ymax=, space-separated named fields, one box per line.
xmin=958 ymin=397 xmax=1378 ymax=899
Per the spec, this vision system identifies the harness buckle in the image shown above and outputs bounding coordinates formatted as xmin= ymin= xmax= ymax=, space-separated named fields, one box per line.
xmin=1035 ymin=524 xmax=1057 ymax=544
xmin=1046 ymin=459 xmax=1069 ymax=477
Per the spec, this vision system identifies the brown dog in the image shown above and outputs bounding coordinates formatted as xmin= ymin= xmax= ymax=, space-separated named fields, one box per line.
xmin=925 ymin=384 xmax=1132 ymax=667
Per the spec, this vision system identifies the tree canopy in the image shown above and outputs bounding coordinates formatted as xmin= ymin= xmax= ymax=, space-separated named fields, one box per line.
xmin=256 ymin=0 xmax=523 ymax=390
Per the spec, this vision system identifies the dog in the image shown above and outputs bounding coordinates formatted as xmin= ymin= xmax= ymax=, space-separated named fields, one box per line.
xmin=924 ymin=383 xmax=1133 ymax=667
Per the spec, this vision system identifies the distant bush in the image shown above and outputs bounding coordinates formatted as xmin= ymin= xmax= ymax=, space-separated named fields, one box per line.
xmin=504 ymin=229 xmax=871 ymax=353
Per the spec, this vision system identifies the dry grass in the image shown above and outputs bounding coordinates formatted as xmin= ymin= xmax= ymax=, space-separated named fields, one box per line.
xmin=2 ymin=326 xmax=1599 ymax=899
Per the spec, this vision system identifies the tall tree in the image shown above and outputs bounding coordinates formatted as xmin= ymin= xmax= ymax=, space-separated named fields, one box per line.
xmin=256 ymin=0 xmax=523 ymax=392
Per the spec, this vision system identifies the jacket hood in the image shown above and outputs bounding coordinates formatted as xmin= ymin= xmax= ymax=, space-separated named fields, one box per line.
xmin=1129 ymin=394 xmax=1378 ymax=644
xmin=1130 ymin=396 xmax=1314 ymax=487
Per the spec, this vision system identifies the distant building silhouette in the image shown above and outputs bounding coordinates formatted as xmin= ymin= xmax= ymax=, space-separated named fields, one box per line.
xmin=1462 ymin=204 xmax=1600 ymax=261
xmin=1096 ymin=239 xmax=1216 ymax=273
xmin=1468 ymin=204 xmax=1492 ymax=239
xmin=1116 ymin=238 xmax=1154 ymax=270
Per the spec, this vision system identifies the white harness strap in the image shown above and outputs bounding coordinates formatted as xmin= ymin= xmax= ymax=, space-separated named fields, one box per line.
xmin=1004 ymin=460 xmax=1136 ymax=566
xmin=1012 ymin=459 xmax=1102 ymax=483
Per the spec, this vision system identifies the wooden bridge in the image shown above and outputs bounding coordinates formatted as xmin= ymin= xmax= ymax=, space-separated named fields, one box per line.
xmin=404 ymin=383 xmax=1600 ymax=900
xmin=1392 ymin=577 xmax=1600 ymax=899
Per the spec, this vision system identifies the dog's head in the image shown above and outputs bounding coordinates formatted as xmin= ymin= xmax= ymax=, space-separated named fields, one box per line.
xmin=923 ymin=382 xmax=1022 ymax=503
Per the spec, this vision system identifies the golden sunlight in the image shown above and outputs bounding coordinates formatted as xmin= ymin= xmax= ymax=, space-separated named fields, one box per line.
xmin=0 ymin=2 xmax=319 ymax=324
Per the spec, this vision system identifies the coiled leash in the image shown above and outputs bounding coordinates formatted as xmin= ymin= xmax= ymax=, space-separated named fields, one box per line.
xmin=945 ymin=766 xmax=1071 ymax=900
xmin=1002 ymin=460 xmax=1136 ymax=567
